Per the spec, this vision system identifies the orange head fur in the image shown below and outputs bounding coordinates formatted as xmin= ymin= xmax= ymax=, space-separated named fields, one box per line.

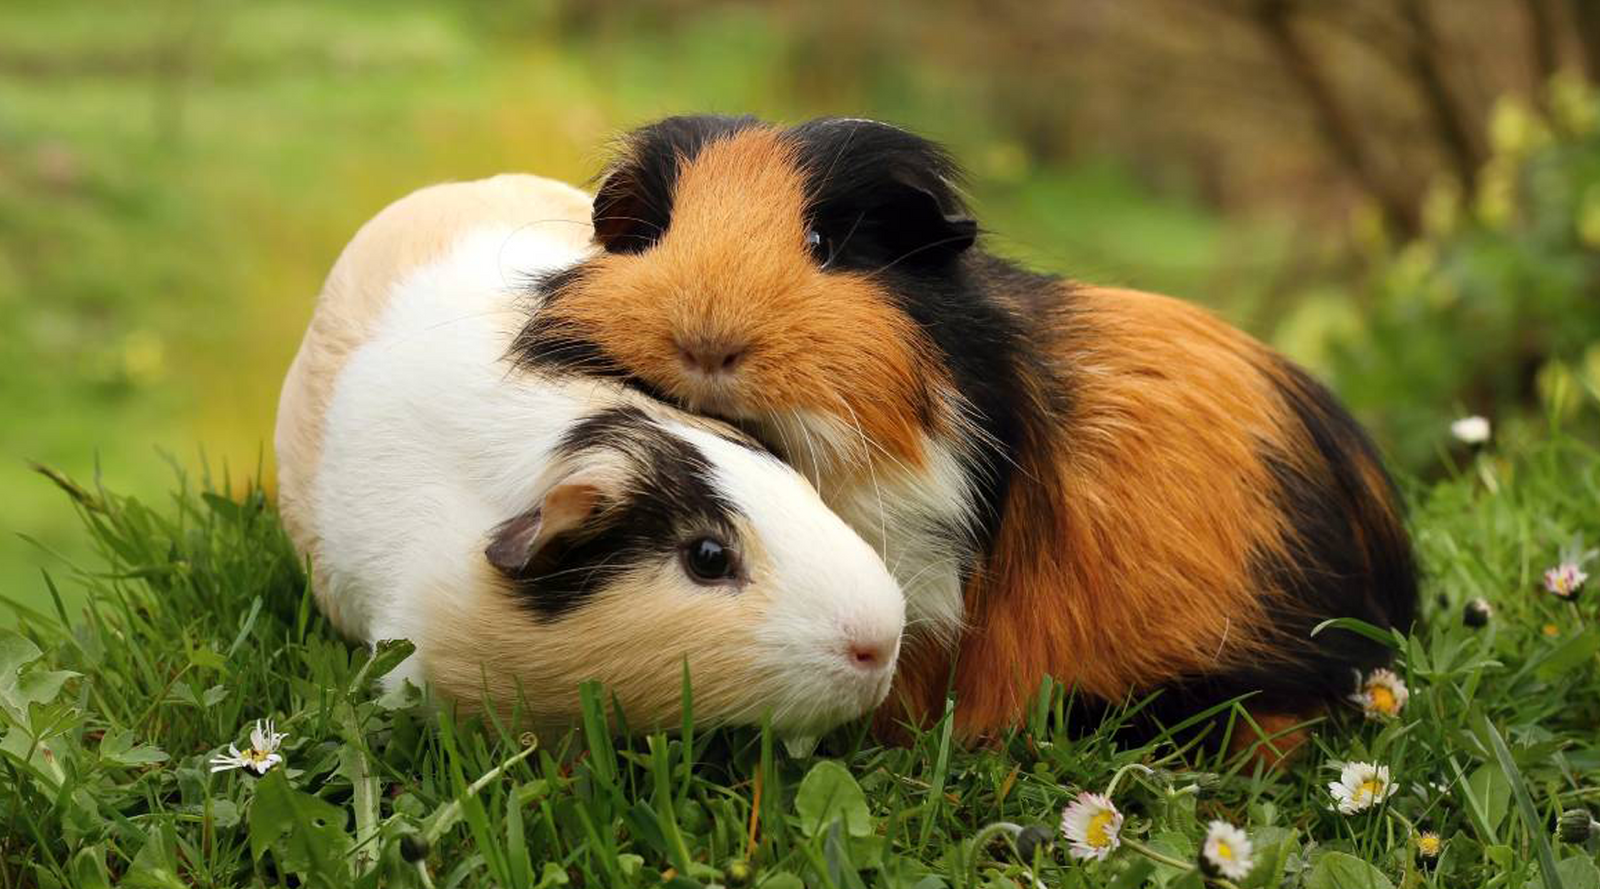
xmin=515 ymin=119 xmax=982 ymax=473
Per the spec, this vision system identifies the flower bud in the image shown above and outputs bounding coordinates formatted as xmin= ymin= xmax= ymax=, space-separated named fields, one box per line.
xmin=1558 ymin=808 xmax=1598 ymax=844
xmin=1188 ymin=771 xmax=1224 ymax=792
xmin=399 ymin=832 xmax=430 ymax=863
xmin=725 ymin=860 xmax=753 ymax=887
xmin=1015 ymin=825 xmax=1055 ymax=862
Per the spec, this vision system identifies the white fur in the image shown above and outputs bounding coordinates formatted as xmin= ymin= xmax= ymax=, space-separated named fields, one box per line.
xmin=760 ymin=408 xmax=975 ymax=644
xmin=315 ymin=225 xmax=574 ymax=646
xmin=669 ymin=420 xmax=904 ymax=726
xmin=312 ymin=224 xmax=904 ymax=731
xmin=840 ymin=434 xmax=974 ymax=643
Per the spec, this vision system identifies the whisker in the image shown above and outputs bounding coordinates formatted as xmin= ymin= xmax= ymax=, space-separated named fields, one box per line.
xmin=828 ymin=394 xmax=891 ymax=565
xmin=808 ymin=122 xmax=859 ymax=205
xmin=590 ymin=213 xmax=666 ymax=236
xmin=858 ymin=233 xmax=984 ymax=279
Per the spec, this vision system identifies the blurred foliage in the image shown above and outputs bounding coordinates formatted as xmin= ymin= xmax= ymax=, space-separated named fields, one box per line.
xmin=1310 ymin=73 xmax=1600 ymax=474
xmin=3 ymin=0 xmax=1600 ymax=604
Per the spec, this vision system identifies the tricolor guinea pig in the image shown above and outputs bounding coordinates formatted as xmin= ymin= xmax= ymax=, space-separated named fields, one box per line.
xmin=511 ymin=116 xmax=1419 ymax=749
xmin=273 ymin=173 xmax=905 ymax=741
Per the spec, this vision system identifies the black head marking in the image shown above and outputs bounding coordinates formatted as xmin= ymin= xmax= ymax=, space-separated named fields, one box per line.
xmin=510 ymin=266 xmax=680 ymax=404
xmin=786 ymin=118 xmax=978 ymax=272
xmin=489 ymin=406 xmax=746 ymax=619
xmin=592 ymin=114 xmax=763 ymax=254
xmin=512 ymin=264 xmax=618 ymax=378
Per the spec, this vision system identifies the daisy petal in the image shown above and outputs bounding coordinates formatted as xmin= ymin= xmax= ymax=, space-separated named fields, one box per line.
xmin=1060 ymin=791 xmax=1123 ymax=861
xmin=1201 ymin=820 xmax=1255 ymax=880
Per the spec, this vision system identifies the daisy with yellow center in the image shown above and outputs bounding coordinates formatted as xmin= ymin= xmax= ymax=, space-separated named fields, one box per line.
xmin=1059 ymin=791 xmax=1123 ymax=861
xmin=1544 ymin=562 xmax=1589 ymax=599
xmin=1200 ymin=820 xmax=1254 ymax=880
xmin=1328 ymin=761 xmax=1398 ymax=814
xmin=1416 ymin=830 xmax=1442 ymax=860
xmin=1349 ymin=668 xmax=1409 ymax=719
xmin=209 ymin=718 xmax=287 ymax=775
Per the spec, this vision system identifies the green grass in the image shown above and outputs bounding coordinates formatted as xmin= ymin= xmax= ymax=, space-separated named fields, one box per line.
xmin=2 ymin=431 xmax=1599 ymax=888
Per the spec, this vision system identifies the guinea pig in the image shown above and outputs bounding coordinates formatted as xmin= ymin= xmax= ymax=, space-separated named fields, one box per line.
xmin=509 ymin=116 xmax=1419 ymax=750
xmin=273 ymin=173 xmax=905 ymax=742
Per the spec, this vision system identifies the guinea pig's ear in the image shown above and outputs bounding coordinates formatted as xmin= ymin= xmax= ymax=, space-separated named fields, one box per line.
xmin=591 ymin=166 xmax=665 ymax=255
xmin=878 ymin=170 xmax=978 ymax=261
xmin=484 ymin=476 xmax=613 ymax=575
xmin=794 ymin=118 xmax=978 ymax=268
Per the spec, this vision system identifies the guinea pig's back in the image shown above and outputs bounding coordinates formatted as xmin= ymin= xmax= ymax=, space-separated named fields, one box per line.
xmin=275 ymin=174 xmax=595 ymax=637
xmin=944 ymin=282 xmax=1415 ymax=736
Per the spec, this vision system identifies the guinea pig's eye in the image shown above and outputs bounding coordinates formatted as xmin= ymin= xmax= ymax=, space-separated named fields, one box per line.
xmin=681 ymin=537 xmax=740 ymax=585
xmin=805 ymin=228 xmax=832 ymax=268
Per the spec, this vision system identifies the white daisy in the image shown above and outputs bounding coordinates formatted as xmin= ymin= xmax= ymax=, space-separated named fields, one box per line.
xmin=1544 ymin=562 xmax=1588 ymax=599
xmin=1349 ymin=668 xmax=1409 ymax=719
xmin=209 ymin=718 xmax=287 ymax=775
xmin=1059 ymin=791 xmax=1122 ymax=861
xmin=1200 ymin=820 xmax=1254 ymax=880
xmin=1450 ymin=415 xmax=1490 ymax=444
xmin=1328 ymin=761 xmax=1398 ymax=814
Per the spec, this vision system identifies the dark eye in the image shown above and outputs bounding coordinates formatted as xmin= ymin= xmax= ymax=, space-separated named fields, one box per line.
xmin=682 ymin=537 xmax=740 ymax=584
xmin=805 ymin=228 xmax=832 ymax=268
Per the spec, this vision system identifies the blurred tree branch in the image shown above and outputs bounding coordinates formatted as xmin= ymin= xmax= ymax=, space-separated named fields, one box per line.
xmin=1395 ymin=0 xmax=1485 ymax=189
xmin=1570 ymin=0 xmax=1600 ymax=81
xmin=1523 ymin=0 xmax=1560 ymax=91
xmin=1246 ymin=0 xmax=1421 ymax=235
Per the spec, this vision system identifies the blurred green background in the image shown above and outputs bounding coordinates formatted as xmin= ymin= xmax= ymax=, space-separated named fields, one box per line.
xmin=5 ymin=0 xmax=1600 ymax=611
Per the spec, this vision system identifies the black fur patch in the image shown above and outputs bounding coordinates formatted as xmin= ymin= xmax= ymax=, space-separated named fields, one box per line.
xmin=1131 ymin=360 xmax=1419 ymax=733
xmin=512 ymin=267 xmax=619 ymax=376
xmin=787 ymin=118 xmax=977 ymax=271
xmin=498 ymin=406 xmax=744 ymax=619
xmin=512 ymin=267 xmax=681 ymax=406
xmin=591 ymin=114 xmax=761 ymax=254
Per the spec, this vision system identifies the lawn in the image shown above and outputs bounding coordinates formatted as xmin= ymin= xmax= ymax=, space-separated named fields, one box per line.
xmin=2 ymin=430 xmax=1598 ymax=887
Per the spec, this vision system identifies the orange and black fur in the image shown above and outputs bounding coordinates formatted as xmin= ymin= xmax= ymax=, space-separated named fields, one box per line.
xmin=511 ymin=115 xmax=1418 ymax=751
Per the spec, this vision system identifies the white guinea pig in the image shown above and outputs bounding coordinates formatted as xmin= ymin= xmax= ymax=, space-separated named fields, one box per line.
xmin=274 ymin=174 xmax=905 ymax=741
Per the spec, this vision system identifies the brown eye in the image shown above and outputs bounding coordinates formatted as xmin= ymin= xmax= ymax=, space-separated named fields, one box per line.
xmin=805 ymin=228 xmax=832 ymax=268
xmin=682 ymin=537 xmax=739 ymax=584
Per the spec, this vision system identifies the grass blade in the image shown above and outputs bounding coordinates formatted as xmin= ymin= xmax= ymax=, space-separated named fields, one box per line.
xmin=1482 ymin=714 xmax=1564 ymax=889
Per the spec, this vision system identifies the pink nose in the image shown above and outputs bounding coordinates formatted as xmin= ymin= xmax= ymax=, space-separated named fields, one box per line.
xmin=677 ymin=341 xmax=746 ymax=376
xmin=845 ymin=637 xmax=895 ymax=671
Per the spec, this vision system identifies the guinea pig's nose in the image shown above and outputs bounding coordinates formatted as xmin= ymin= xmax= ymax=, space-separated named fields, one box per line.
xmin=844 ymin=634 xmax=897 ymax=672
xmin=677 ymin=340 xmax=746 ymax=376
